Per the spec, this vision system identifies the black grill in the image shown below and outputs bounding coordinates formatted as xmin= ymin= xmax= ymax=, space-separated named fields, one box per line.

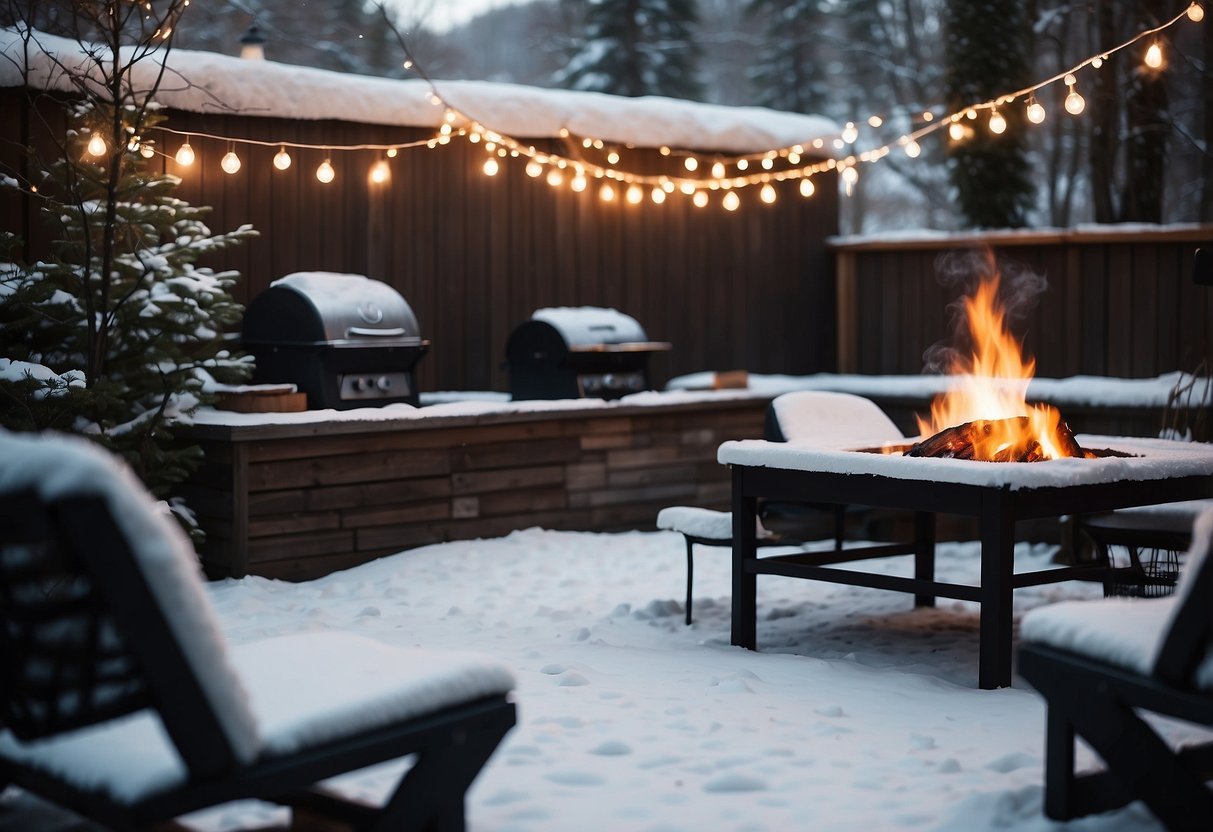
xmin=505 ymin=307 xmax=670 ymax=400
xmin=242 ymin=272 xmax=429 ymax=409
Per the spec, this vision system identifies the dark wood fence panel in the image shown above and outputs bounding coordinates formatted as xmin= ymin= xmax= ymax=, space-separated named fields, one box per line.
xmin=833 ymin=229 xmax=1213 ymax=379
xmin=2 ymin=87 xmax=842 ymax=392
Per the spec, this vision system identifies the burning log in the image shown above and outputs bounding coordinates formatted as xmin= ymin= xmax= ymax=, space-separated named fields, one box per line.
xmin=907 ymin=416 xmax=1087 ymax=462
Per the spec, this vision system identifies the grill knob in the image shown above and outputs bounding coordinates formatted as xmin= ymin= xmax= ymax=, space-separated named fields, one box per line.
xmin=602 ymin=374 xmax=617 ymax=389
xmin=376 ymin=376 xmax=392 ymax=392
xmin=353 ymin=377 xmax=372 ymax=392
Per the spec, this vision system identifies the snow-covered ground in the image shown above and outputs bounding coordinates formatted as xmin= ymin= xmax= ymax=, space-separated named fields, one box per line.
xmin=2 ymin=527 xmax=1201 ymax=831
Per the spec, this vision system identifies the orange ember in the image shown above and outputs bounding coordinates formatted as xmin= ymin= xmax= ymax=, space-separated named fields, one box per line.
xmin=917 ymin=271 xmax=1081 ymax=461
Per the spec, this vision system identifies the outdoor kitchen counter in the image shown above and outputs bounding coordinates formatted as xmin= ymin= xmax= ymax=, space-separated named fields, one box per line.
xmin=177 ymin=390 xmax=771 ymax=581
xmin=717 ymin=436 xmax=1213 ymax=689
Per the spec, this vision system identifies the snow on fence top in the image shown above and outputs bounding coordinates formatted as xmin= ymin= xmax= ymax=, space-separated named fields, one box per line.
xmin=0 ymin=28 xmax=838 ymax=154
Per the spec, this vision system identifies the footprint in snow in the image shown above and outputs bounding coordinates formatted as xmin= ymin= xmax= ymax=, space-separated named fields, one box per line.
xmin=546 ymin=770 xmax=606 ymax=786
xmin=710 ymin=677 xmax=754 ymax=694
xmin=814 ymin=704 xmax=846 ymax=717
xmin=985 ymin=752 xmax=1036 ymax=773
xmin=356 ymin=606 xmax=380 ymax=617
xmin=558 ymin=671 xmax=590 ymax=686
xmin=909 ymin=734 xmax=936 ymax=751
xmin=702 ymin=772 xmax=767 ymax=793
xmin=574 ymin=627 xmax=592 ymax=641
xmin=589 ymin=740 xmax=632 ymax=756
xmin=539 ymin=663 xmax=566 ymax=675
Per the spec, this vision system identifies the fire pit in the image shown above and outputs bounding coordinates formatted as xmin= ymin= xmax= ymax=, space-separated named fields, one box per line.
xmin=718 ymin=264 xmax=1213 ymax=689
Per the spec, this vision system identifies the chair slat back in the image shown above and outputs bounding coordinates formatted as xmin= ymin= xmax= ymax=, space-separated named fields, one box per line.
xmin=1153 ymin=507 xmax=1213 ymax=689
xmin=766 ymin=391 xmax=903 ymax=446
xmin=0 ymin=491 xmax=150 ymax=738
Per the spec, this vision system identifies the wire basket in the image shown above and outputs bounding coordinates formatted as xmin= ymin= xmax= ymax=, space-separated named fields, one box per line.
xmin=1104 ymin=546 xmax=1180 ymax=598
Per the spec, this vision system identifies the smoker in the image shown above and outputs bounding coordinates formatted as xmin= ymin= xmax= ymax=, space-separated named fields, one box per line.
xmin=242 ymin=272 xmax=429 ymax=409
xmin=504 ymin=307 xmax=671 ymax=400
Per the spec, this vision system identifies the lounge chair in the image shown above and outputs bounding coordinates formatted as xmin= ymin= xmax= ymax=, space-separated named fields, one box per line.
xmin=0 ymin=428 xmax=516 ymax=831
xmin=1018 ymin=506 xmax=1213 ymax=830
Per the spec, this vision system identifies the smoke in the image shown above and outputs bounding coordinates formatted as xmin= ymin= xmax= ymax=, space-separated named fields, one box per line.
xmin=921 ymin=247 xmax=1049 ymax=374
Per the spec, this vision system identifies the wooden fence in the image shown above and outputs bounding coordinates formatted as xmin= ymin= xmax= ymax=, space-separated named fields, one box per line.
xmin=833 ymin=227 xmax=1213 ymax=380
xmin=0 ymin=88 xmax=841 ymax=393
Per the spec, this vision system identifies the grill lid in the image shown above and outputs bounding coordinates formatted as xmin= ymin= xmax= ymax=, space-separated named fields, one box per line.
xmin=530 ymin=307 xmax=671 ymax=352
xmin=242 ymin=272 xmax=424 ymax=347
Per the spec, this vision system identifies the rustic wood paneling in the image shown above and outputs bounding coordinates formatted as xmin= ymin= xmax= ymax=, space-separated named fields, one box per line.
xmin=832 ymin=228 xmax=1213 ymax=380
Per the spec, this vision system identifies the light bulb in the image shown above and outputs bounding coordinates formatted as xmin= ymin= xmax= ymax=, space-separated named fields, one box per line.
xmin=1189 ymin=3 xmax=1204 ymax=23
xmin=139 ymin=143 xmax=155 ymax=159
xmin=316 ymin=158 xmax=335 ymax=183
xmin=841 ymin=122 xmax=859 ymax=143
xmin=86 ymin=133 xmax=107 ymax=157
xmin=661 ymin=179 xmax=675 ymax=193
xmin=842 ymin=166 xmax=859 ymax=186
xmin=1065 ymin=89 xmax=1086 ymax=115
xmin=386 ymin=148 xmax=398 ymax=158
xmin=903 ymin=139 xmax=921 ymax=158
xmin=1064 ymin=73 xmax=1077 ymax=86
xmin=607 ymin=150 xmax=620 ymax=165
xmin=679 ymin=181 xmax=695 ymax=195
xmin=525 ymin=160 xmax=543 ymax=177
xmin=273 ymin=147 xmax=292 ymax=170
xmin=711 ymin=161 xmax=725 ymax=179
xmin=684 ymin=157 xmax=698 ymax=172
xmin=600 ymin=183 xmax=615 ymax=202
xmin=692 ymin=190 xmax=708 ymax=208
xmin=761 ymin=157 xmax=774 ymax=170
xmin=468 ymin=132 xmax=480 ymax=143
xmin=736 ymin=159 xmax=749 ymax=171
xmin=1144 ymin=42 xmax=1163 ymax=69
xmin=988 ymin=110 xmax=1007 ymax=135
xmin=1026 ymin=99 xmax=1046 ymax=124
xmin=370 ymin=159 xmax=391 ymax=184
xmin=651 ymin=187 xmax=666 ymax=204
xmin=948 ymin=121 xmax=967 ymax=141
xmin=722 ymin=191 xmax=740 ymax=211
xmin=1091 ymin=56 xmax=1104 ymax=69
xmin=546 ymin=168 xmax=563 ymax=187
xmin=175 ymin=141 xmax=194 ymax=166
xmin=867 ymin=115 xmax=883 ymax=128
xmin=760 ymin=183 xmax=777 ymax=204
xmin=625 ymin=184 xmax=643 ymax=204
xmin=799 ymin=178 xmax=815 ymax=198
xmin=483 ymin=158 xmax=499 ymax=176
xmin=571 ymin=174 xmax=587 ymax=192
xmin=221 ymin=150 xmax=241 ymax=174
xmin=922 ymin=111 xmax=934 ymax=122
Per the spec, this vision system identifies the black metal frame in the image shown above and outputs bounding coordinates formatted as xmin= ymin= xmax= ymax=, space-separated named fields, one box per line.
xmin=0 ymin=491 xmax=515 ymax=831
xmin=1018 ymin=519 xmax=1213 ymax=829
xmin=729 ymin=463 xmax=1213 ymax=689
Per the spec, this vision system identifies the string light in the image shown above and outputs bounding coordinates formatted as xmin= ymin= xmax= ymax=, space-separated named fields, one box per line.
xmin=722 ymin=191 xmax=740 ymax=211
xmin=174 ymin=138 xmax=194 ymax=166
xmin=86 ymin=133 xmax=107 ymax=157
xmin=1144 ymin=41 xmax=1164 ymax=68
xmin=369 ymin=158 xmax=391 ymax=184
xmin=1026 ymin=97 xmax=1046 ymax=124
xmin=139 ymin=2 xmax=1200 ymax=207
xmin=220 ymin=148 xmax=241 ymax=174
xmin=139 ymin=143 xmax=155 ymax=159
xmin=799 ymin=178 xmax=815 ymax=198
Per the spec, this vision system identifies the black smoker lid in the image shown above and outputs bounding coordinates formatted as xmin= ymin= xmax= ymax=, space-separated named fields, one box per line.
xmin=527 ymin=307 xmax=671 ymax=352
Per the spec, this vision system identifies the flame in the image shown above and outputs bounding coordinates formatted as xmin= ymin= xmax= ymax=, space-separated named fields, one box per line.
xmin=917 ymin=269 xmax=1079 ymax=461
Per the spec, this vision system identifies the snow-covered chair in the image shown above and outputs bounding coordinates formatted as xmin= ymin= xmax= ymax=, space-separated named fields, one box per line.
xmin=658 ymin=392 xmax=904 ymax=624
xmin=1018 ymin=506 xmax=1213 ymax=830
xmin=1078 ymin=499 xmax=1212 ymax=597
xmin=0 ymin=429 xmax=516 ymax=831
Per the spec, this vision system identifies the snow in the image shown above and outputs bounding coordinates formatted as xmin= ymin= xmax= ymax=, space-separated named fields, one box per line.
xmin=0 ymin=28 xmax=837 ymax=154
xmin=655 ymin=506 xmax=773 ymax=541
xmin=769 ymin=390 xmax=903 ymax=446
xmin=531 ymin=306 xmax=647 ymax=345
xmin=4 ymin=520 xmax=1202 ymax=830
xmin=0 ymin=358 xmax=85 ymax=399
xmin=667 ymin=370 xmax=1208 ymax=409
xmin=718 ymin=434 xmax=1213 ymax=491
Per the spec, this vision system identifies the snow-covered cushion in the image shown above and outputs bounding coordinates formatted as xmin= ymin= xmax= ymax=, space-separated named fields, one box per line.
xmin=0 ymin=632 xmax=515 ymax=803
xmin=1084 ymin=499 xmax=1213 ymax=533
xmin=770 ymin=390 xmax=902 ymax=447
xmin=1021 ymin=506 xmax=1213 ymax=691
xmin=656 ymin=506 xmax=773 ymax=541
xmin=0 ymin=429 xmax=260 ymax=764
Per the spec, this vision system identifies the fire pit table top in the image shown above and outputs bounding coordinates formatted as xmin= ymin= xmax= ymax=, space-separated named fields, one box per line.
xmin=718 ymin=435 xmax=1213 ymax=491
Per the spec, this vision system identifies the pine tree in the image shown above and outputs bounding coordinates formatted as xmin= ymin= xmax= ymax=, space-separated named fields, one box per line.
xmin=557 ymin=0 xmax=703 ymax=100
xmin=943 ymin=0 xmax=1035 ymax=228
xmin=0 ymin=2 xmax=256 ymax=535
xmin=745 ymin=0 xmax=830 ymax=115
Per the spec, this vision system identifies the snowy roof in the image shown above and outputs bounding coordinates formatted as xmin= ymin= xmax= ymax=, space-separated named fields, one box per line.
xmin=0 ymin=28 xmax=839 ymax=154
